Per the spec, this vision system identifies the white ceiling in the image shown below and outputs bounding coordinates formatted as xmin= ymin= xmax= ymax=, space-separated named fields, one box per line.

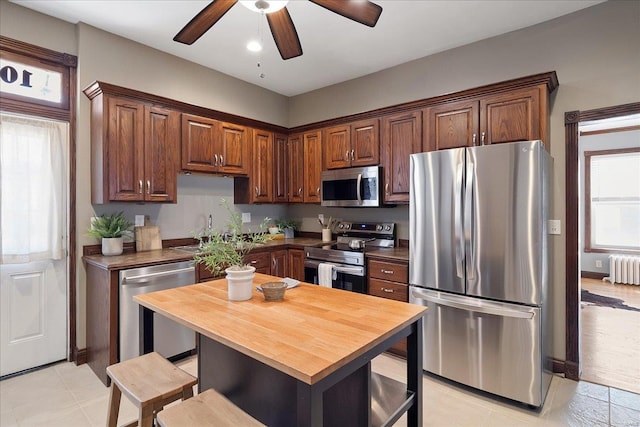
xmin=12 ymin=0 xmax=604 ymax=97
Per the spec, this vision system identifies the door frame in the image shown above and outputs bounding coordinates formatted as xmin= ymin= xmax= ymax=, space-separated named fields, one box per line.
xmin=0 ymin=36 xmax=78 ymax=363
xmin=563 ymin=102 xmax=640 ymax=380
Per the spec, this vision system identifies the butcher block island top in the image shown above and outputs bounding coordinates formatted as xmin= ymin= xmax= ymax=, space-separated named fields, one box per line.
xmin=134 ymin=273 xmax=425 ymax=384
xmin=134 ymin=273 xmax=426 ymax=426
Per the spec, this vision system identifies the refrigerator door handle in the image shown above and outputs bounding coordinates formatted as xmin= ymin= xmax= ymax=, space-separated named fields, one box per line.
xmin=464 ymin=160 xmax=475 ymax=280
xmin=411 ymin=289 xmax=535 ymax=319
xmin=454 ymin=162 xmax=464 ymax=278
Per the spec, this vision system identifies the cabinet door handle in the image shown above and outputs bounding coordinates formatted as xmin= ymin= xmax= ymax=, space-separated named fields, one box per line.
xmin=250 ymin=260 xmax=258 ymax=264
xmin=381 ymin=269 xmax=394 ymax=275
xmin=219 ymin=154 xmax=224 ymax=166
xmin=481 ymin=132 xmax=485 ymax=146
xmin=385 ymin=183 xmax=390 ymax=196
xmin=381 ymin=287 xmax=394 ymax=293
xmin=298 ymin=187 xmax=302 ymax=196
xmin=316 ymin=187 xmax=320 ymax=195
xmin=472 ymin=133 xmax=477 ymax=145
xmin=272 ymin=258 xmax=276 ymax=267
xmin=146 ymin=180 xmax=151 ymax=194
xmin=255 ymin=186 xmax=259 ymax=197
xmin=346 ymin=150 xmax=350 ymax=161
xmin=351 ymin=149 xmax=355 ymax=161
xmin=214 ymin=154 xmax=218 ymax=166
xmin=138 ymin=180 xmax=143 ymax=194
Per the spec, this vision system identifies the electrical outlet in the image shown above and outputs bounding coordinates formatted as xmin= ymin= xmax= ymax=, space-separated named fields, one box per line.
xmin=548 ymin=220 xmax=561 ymax=235
xmin=241 ymin=212 xmax=251 ymax=223
xmin=318 ymin=214 xmax=324 ymax=223
xmin=595 ymin=260 xmax=603 ymax=268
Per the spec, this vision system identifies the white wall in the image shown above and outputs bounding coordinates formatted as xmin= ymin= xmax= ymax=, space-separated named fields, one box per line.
xmin=579 ymin=129 xmax=640 ymax=276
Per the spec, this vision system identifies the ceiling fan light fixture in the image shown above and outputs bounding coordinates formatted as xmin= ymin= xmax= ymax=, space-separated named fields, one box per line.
xmin=240 ymin=0 xmax=289 ymax=14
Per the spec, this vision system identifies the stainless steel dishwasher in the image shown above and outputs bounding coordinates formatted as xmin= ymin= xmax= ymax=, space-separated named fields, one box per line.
xmin=119 ymin=261 xmax=195 ymax=362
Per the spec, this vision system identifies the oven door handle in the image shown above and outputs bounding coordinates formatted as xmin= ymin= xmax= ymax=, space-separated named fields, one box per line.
xmin=332 ymin=265 xmax=364 ymax=276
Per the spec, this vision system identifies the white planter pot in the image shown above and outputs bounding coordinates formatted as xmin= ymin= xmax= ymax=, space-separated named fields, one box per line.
xmin=102 ymin=237 xmax=123 ymax=256
xmin=225 ymin=265 xmax=256 ymax=301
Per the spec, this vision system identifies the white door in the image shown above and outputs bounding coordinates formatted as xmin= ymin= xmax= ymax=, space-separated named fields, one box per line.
xmin=0 ymin=113 xmax=68 ymax=377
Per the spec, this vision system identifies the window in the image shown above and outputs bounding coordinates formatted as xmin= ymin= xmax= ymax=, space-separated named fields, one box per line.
xmin=585 ymin=147 xmax=640 ymax=253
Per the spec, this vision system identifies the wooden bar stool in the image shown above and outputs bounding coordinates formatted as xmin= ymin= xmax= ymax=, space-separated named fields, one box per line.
xmin=157 ymin=388 xmax=265 ymax=427
xmin=106 ymin=352 xmax=197 ymax=427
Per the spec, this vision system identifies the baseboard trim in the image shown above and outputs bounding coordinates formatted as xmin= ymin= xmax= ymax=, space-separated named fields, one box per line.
xmin=565 ymin=360 xmax=580 ymax=381
xmin=74 ymin=347 xmax=87 ymax=365
xmin=552 ymin=358 xmax=565 ymax=374
xmin=581 ymin=271 xmax=607 ymax=280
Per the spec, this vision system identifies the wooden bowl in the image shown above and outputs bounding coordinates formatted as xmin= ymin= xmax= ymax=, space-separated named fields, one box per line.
xmin=261 ymin=281 xmax=287 ymax=301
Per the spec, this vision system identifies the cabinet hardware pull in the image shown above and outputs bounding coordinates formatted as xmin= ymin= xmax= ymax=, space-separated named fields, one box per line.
xmin=381 ymin=288 xmax=394 ymax=293
xmin=272 ymin=258 xmax=276 ymax=267
xmin=346 ymin=150 xmax=350 ymax=161
xmin=146 ymin=180 xmax=150 ymax=194
xmin=220 ymin=154 xmax=224 ymax=166
xmin=472 ymin=133 xmax=477 ymax=145
xmin=214 ymin=154 xmax=218 ymax=166
xmin=255 ymin=186 xmax=259 ymax=197
xmin=381 ymin=269 xmax=394 ymax=274
xmin=298 ymin=187 xmax=302 ymax=196
xmin=251 ymin=260 xmax=258 ymax=264
xmin=481 ymin=132 xmax=485 ymax=145
xmin=351 ymin=149 xmax=354 ymax=161
xmin=316 ymin=187 xmax=320 ymax=195
xmin=138 ymin=180 xmax=143 ymax=194
xmin=385 ymin=183 xmax=389 ymax=195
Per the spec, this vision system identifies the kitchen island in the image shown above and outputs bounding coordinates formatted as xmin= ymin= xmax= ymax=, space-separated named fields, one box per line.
xmin=134 ymin=273 xmax=426 ymax=426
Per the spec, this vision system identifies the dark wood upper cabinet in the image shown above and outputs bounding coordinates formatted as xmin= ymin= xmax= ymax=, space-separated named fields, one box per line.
xmin=288 ymin=133 xmax=304 ymax=203
xmin=181 ymin=114 xmax=249 ymax=175
xmin=480 ymin=86 xmax=543 ymax=145
xmin=424 ymin=99 xmax=479 ymax=151
xmin=144 ymin=105 xmax=180 ymax=202
xmin=90 ymin=95 xmax=178 ymax=203
xmin=424 ymin=85 xmax=548 ymax=151
xmin=250 ymin=128 xmax=273 ymax=203
xmin=380 ymin=110 xmax=422 ymax=204
xmin=273 ymin=133 xmax=289 ymax=203
xmin=303 ymin=130 xmax=322 ymax=203
xmin=323 ymin=119 xmax=379 ymax=169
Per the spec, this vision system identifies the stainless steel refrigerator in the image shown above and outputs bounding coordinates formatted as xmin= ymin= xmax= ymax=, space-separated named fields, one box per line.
xmin=409 ymin=140 xmax=553 ymax=407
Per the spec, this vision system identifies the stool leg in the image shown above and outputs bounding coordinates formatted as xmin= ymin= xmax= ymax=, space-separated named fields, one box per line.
xmin=106 ymin=384 xmax=121 ymax=427
xmin=139 ymin=404 xmax=154 ymax=427
xmin=182 ymin=385 xmax=194 ymax=400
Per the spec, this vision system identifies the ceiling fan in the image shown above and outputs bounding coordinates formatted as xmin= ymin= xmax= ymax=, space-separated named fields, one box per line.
xmin=174 ymin=0 xmax=383 ymax=60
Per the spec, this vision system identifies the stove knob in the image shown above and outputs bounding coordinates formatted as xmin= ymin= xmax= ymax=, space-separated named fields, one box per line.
xmin=376 ymin=224 xmax=383 ymax=231
xmin=345 ymin=224 xmax=351 ymax=229
xmin=385 ymin=225 xmax=391 ymax=231
xmin=338 ymin=223 xmax=344 ymax=229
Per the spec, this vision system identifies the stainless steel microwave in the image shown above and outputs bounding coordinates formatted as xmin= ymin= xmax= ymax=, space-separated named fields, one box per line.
xmin=321 ymin=166 xmax=381 ymax=207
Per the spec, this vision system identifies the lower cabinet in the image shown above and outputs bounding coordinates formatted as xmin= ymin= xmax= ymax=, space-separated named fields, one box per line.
xmin=287 ymin=248 xmax=305 ymax=281
xmin=197 ymin=248 xmax=303 ymax=282
xmin=367 ymin=258 xmax=409 ymax=357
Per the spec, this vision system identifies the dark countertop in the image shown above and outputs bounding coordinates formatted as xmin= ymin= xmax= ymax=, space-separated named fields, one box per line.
xmin=83 ymin=237 xmax=411 ymax=271
xmin=83 ymin=237 xmax=325 ymax=270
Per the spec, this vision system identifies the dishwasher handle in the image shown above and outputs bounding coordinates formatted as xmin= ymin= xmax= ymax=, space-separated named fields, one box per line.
xmin=122 ymin=266 xmax=195 ymax=284
xmin=411 ymin=288 xmax=535 ymax=319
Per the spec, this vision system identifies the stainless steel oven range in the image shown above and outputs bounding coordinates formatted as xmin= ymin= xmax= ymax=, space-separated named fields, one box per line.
xmin=304 ymin=221 xmax=396 ymax=293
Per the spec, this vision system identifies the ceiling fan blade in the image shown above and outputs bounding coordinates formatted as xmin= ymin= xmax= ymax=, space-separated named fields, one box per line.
xmin=174 ymin=0 xmax=238 ymax=45
xmin=266 ymin=7 xmax=303 ymax=60
xmin=309 ymin=0 xmax=382 ymax=27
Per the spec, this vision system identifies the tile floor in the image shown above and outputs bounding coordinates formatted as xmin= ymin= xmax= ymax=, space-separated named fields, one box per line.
xmin=1 ymin=354 xmax=639 ymax=427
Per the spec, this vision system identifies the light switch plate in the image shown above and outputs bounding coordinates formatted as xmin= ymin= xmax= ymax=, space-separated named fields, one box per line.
xmin=241 ymin=212 xmax=251 ymax=223
xmin=548 ymin=220 xmax=561 ymax=235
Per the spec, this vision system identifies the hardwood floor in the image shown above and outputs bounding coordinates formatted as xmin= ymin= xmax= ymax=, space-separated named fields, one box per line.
xmin=580 ymin=277 xmax=640 ymax=394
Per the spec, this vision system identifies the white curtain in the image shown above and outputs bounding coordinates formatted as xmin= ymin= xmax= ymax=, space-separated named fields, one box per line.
xmin=0 ymin=113 xmax=67 ymax=264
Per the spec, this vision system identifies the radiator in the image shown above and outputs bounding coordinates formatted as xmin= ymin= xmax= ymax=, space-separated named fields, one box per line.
xmin=605 ymin=255 xmax=640 ymax=285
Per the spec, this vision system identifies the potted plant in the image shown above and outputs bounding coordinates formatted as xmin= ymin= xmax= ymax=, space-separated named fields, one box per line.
xmin=194 ymin=200 xmax=270 ymax=301
xmin=275 ymin=218 xmax=299 ymax=239
xmin=87 ymin=212 xmax=134 ymax=256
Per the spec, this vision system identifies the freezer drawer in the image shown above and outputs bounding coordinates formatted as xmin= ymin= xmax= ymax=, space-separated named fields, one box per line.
xmin=410 ymin=287 xmax=550 ymax=407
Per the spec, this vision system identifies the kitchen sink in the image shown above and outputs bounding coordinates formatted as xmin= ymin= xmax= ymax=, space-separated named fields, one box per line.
xmin=172 ymin=245 xmax=202 ymax=253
